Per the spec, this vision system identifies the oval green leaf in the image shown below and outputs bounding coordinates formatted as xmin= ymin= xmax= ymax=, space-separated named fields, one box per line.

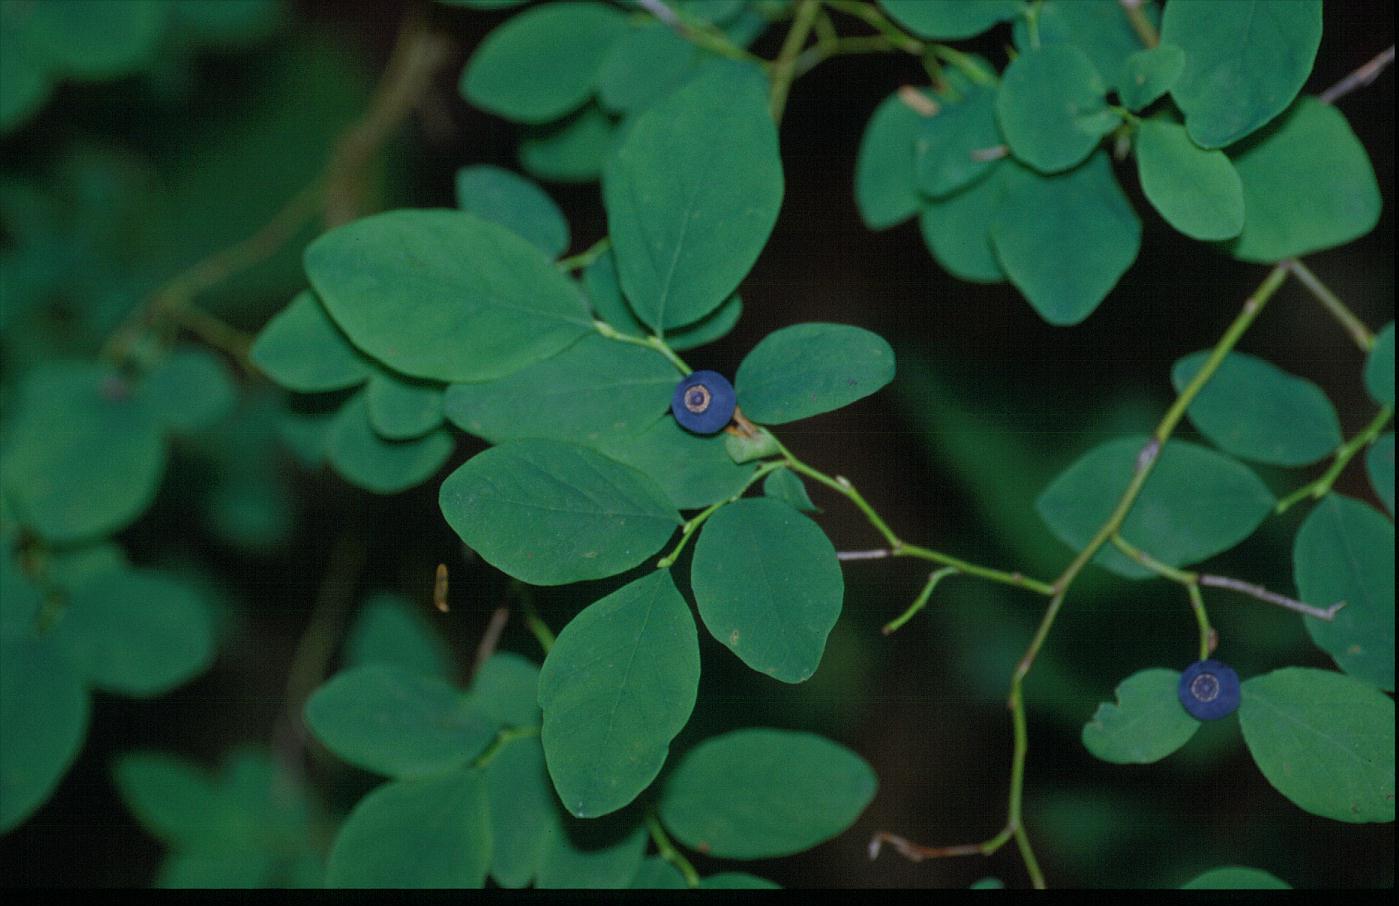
xmin=442 ymin=334 xmax=675 ymax=445
xmin=990 ymin=153 xmax=1141 ymax=326
xmin=0 ymin=637 xmax=89 ymax=833
xmin=327 ymin=770 xmax=492 ymax=888
xmin=604 ymin=62 xmax=781 ymax=332
xmin=658 ymin=728 xmax=876 ymax=859
xmin=854 ymin=89 xmax=930 ymax=230
xmin=919 ymin=162 xmax=1008 ymax=283
xmin=439 ymin=439 xmax=680 ymax=586
xmin=305 ymin=209 xmax=593 ymax=383
xmin=344 ymin=592 xmax=455 ymax=681
xmin=1117 ymin=44 xmax=1185 ymax=112
xmin=250 ymin=290 xmax=371 ymax=393
xmin=304 ymin=665 xmax=496 ymax=778
xmin=485 ymin=737 xmax=554 ymax=888
xmin=1082 ymin=668 xmax=1200 ymax=764
xmin=1135 ymin=119 xmax=1245 ymax=241
xmin=472 ymin=652 xmax=542 ymax=729
xmin=878 ymin=0 xmax=1022 ymax=39
xmin=1181 ymin=867 xmax=1290 ymax=889
xmin=736 ymin=323 xmax=895 ymax=425
xmin=141 ymin=347 xmax=236 ymax=433
xmin=691 ymin=498 xmax=843 ymax=683
xmin=1036 ymin=436 xmax=1276 ymax=579
xmin=326 ymin=393 xmax=454 ymax=494
xmin=915 ymin=87 xmax=1000 ymax=198
xmin=364 ymin=370 xmax=445 ymax=441
xmin=997 ymin=44 xmax=1117 ymax=175
xmin=1172 ymin=350 xmax=1341 ymax=466
xmin=539 ymin=571 xmax=699 ymax=818
xmin=53 ymin=567 xmax=215 ymax=698
xmin=1367 ymin=433 xmax=1394 ymax=517
xmin=1366 ymin=322 xmax=1395 ymax=406
xmin=460 ymin=2 xmax=627 ymax=124
xmin=1161 ymin=0 xmax=1321 ymax=148
xmin=455 ymin=164 xmax=570 ymax=258
xmin=1227 ymin=98 xmax=1382 ymax=263
xmin=1293 ymin=495 xmax=1394 ymax=691
xmin=1238 ymin=667 xmax=1394 ymax=823
xmin=597 ymin=417 xmax=757 ymax=512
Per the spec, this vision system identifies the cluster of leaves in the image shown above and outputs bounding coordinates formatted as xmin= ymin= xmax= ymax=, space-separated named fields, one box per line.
xmin=857 ymin=0 xmax=1380 ymax=324
xmin=1 ymin=2 xmax=384 ymax=838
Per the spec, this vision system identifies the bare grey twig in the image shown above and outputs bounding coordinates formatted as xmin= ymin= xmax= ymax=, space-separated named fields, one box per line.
xmin=1320 ymin=45 xmax=1396 ymax=104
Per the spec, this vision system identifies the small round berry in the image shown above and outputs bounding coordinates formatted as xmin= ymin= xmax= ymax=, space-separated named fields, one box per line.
xmin=1177 ymin=659 xmax=1241 ymax=721
xmin=671 ymin=370 xmax=736 ymax=435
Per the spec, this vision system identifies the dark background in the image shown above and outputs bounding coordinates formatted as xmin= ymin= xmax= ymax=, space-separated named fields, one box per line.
xmin=2 ymin=0 xmax=1393 ymax=888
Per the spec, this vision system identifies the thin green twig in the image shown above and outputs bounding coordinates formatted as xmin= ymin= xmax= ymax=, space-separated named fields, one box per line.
xmin=1276 ymin=405 xmax=1394 ymax=513
xmin=557 ymin=236 xmax=612 ymax=273
xmin=1286 ymin=259 xmax=1375 ymax=352
xmin=646 ymin=813 xmax=701 ymax=887
xmin=882 ymin=567 xmax=959 ymax=634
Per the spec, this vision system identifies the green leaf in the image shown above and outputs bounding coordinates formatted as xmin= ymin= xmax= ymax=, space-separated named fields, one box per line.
xmin=305 ymin=209 xmax=593 ymax=383
xmin=631 ymin=857 xmax=688 ymax=889
xmin=536 ymin=815 xmax=648 ymax=889
xmin=996 ymin=45 xmax=1117 ymax=174
xmin=604 ymin=62 xmax=781 ymax=332
xmin=1081 ymin=669 xmax=1200 ymax=764
xmin=915 ymin=87 xmax=1000 ymax=198
xmin=344 ymin=592 xmax=454 ymax=681
xmin=519 ymin=104 xmax=617 ymax=184
xmin=2 ymin=362 xmax=165 ymax=543
xmin=1181 ymin=867 xmax=1291 ymax=889
xmin=439 ymin=440 xmax=680 ymax=585
xmin=736 ymin=323 xmax=895 ymax=425
xmin=0 ymin=636 xmax=89 ymax=833
xmin=1172 ymin=350 xmax=1341 ymax=466
xmin=1367 ymin=433 xmax=1395 ymax=517
xmin=278 ymin=411 xmax=335 ymax=469
xmin=442 ymin=334 xmax=675 ymax=445
xmin=1293 ymin=495 xmax=1394 ymax=691
xmin=1135 ymin=119 xmax=1245 ymax=241
xmin=701 ymin=873 xmax=781 ymax=889
xmin=1227 ymin=98 xmax=1382 ymax=263
xmin=485 ymin=737 xmax=554 ymax=888
xmin=691 ymin=498 xmax=843 ymax=683
xmin=597 ymin=417 xmax=757 ymax=512
xmin=598 ymin=22 xmax=705 ymax=115
xmin=764 ymin=468 xmax=818 ymax=513
xmin=24 ymin=0 xmax=165 ymax=79
xmin=1117 ymin=44 xmax=1185 ymax=112
xmin=581 ymin=250 xmax=742 ymax=350
xmin=1238 ymin=667 xmax=1394 ymax=823
xmin=539 ymin=571 xmax=699 ymax=817
xmin=250 ymin=290 xmax=372 ymax=393
xmin=919 ymin=162 xmax=1007 ymax=283
xmin=325 ymin=393 xmax=454 ymax=494
xmin=1161 ymin=0 xmax=1321 ymax=148
xmin=658 ymin=728 xmax=876 ymax=858
xmin=1036 ymin=436 xmax=1275 ymax=579
xmin=472 ymin=653 xmax=541 ymax=728
xmin=327 ymin=770 xmax=492 ymax=888
xmin=455 ymin=165 xmax=570 ymax=258
xmin=141 ymin=347 xmax=236 ymax=433
xmin=990 ymin=154 xmax=1140 ymax=325
xmin=304 ymin=665 xmax=496 ymax=778
xmin=724 ymin=423 xmax=781 ymax=463
xmin=112 ymin=752 xmax=235 ymax=848
xmin=854 ymin=89 xmax=931 ymax=230
xmin=878 ymin=0 xmax=1022 ymax=39
xmin=53 ymin=567 xmax=215 ymax=697
xmin=460 ymin=2 xmax=627 ymax=124
xmin=0 ymin=555 xmax=42 ymax=643
xmin=1366 ymin=322 xmax=1395 ymax=406
xmin=364 ymin=370 xmax=445 ymax=441
xmin=1013 ymin=0 xmax=1152 ymax=92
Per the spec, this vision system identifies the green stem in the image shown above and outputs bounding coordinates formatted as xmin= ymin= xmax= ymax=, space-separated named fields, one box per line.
xmin=1120 ymin=0 xmax=1160 ymax=48
xmin=769 ymin=0 xmax=821 ymax=121
xmin=592 ymin=320 xmax=693 ymax=375
xmin=1276 ymin=405 xmax=1394 ymax=513
xmin=823 ymin=0 xmax=922 ymax=54
xmin=1111 ymin=534 xmax=1213 ymax=659
xmin=646 ymin=813 xmax=701 ymax=887
xmin=655 ymin=461 xmax=787 ymax=568
xmin=1186 ymin=584 xmax=1213 ymax=662
xmin=1286 ymin=259 xmax=1375 ymax=352
xmin=882 ymin=567 xmax=959 ymax=634
xmin=472 ymin=725 xmax=541 ymax=769
xmin=1014 ymin=825 xmax=1046 ymax=890
xmin=556 ymin=236 xmax=611 ymax=273
xmin=521 ymin=595 xmax=555 ymax=654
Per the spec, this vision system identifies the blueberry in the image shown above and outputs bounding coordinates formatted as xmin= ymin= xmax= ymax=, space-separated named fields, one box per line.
xmin=1177 ymin=659 xmax=1241 ymax=721
xmin=671 ymin=370 xmax=736 ymax=435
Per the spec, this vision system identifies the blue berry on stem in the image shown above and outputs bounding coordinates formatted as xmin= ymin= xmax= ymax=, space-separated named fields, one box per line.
xmin=672 ymin=370 xmax=736 ymax=435
xmin=1177 ymin=659 xmax=1241 ymax=721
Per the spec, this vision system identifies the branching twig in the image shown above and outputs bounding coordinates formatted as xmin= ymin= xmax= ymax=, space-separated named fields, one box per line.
xmin=1320 ymin=45 xmax=1396 ymax=105
xmin=1198 ymin=575 xmax=1346 ymax=621
xmin=1286 ymin=259 xmax=1375 ymax=352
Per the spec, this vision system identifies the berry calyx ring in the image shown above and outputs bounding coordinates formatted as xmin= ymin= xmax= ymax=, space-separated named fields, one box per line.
xmin=1177 ymin=659 xmax=1241 ymax=721
xmin=672 ymin=370 xmax=736 ymax=435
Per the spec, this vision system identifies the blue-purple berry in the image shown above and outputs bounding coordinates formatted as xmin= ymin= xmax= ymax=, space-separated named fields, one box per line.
xmin=1177 ymin=659 xmax=1241 ymax=721
xmin=672 ymin=370 xmax=736 ymax=435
